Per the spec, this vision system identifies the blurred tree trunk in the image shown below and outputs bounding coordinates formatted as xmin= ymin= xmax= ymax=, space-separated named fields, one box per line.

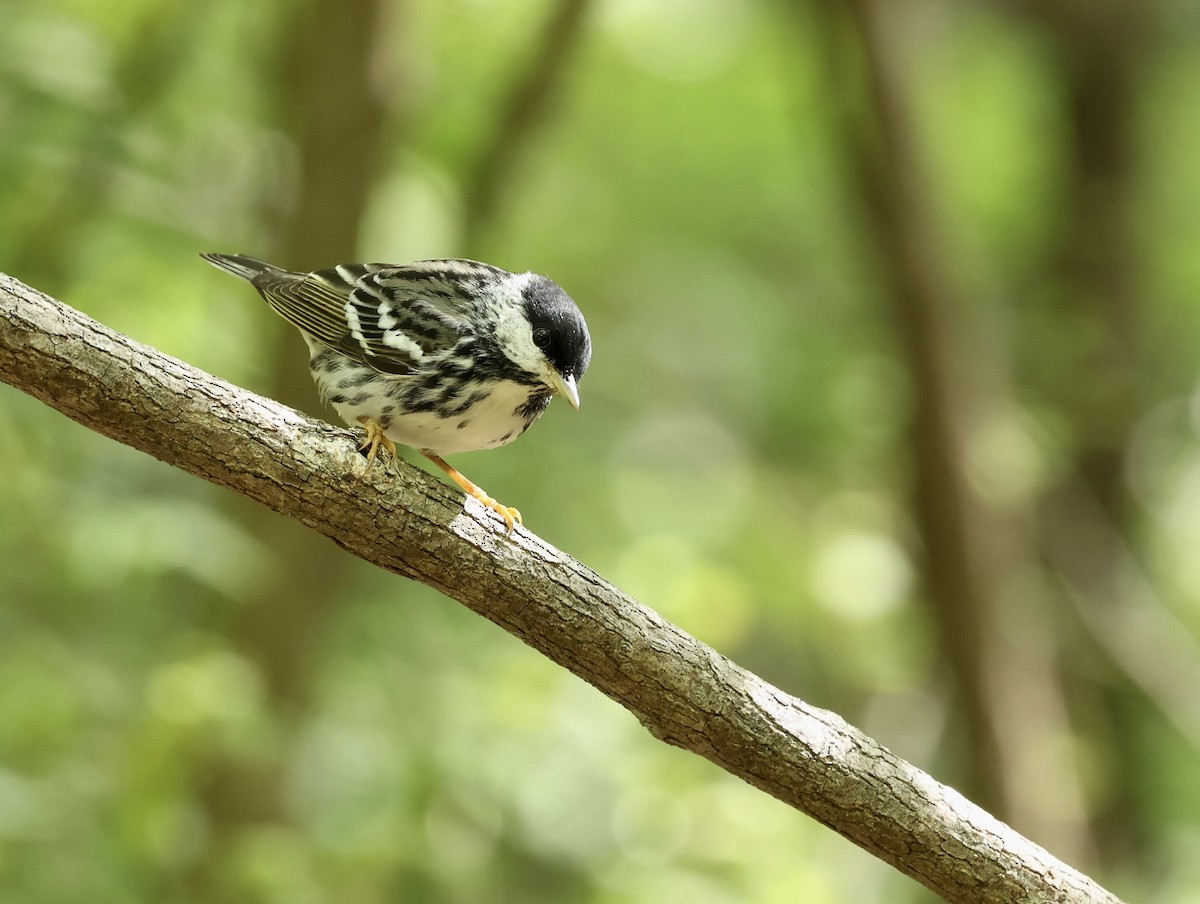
xmin=246 ymin=0 xmax=391 ymax=707
xmin=810 ymin=0 xmax=1097 ymax=868
xmin=195 ymin=0 xmax=392 ymax=887
xmin=461 ymin=0 xmax=592 ymax=253
xmin=1009 ymin=0 xmax=1154 ymax=865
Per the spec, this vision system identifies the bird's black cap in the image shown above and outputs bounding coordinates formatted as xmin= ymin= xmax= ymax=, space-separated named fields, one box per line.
xmin=522 ymin=275 xmax=592 ymax=381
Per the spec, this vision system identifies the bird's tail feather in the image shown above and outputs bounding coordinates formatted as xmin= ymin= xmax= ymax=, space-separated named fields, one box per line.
xmin=200 ymin=252 xmax=292 ymax=284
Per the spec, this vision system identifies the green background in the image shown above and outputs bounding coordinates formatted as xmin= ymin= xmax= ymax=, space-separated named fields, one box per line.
xmin=2 ymin=0 xmax=1199 ymax=901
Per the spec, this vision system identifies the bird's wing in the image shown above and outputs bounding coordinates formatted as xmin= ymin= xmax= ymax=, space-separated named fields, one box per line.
xmin=256 ymin=261 xmax=499 ymax=376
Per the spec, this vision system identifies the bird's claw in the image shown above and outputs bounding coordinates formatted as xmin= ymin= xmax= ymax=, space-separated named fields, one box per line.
xmin=357 ymin=417 xmax=396 ymax=466
xmin=472 ymin=491 xmax=522 ymax=532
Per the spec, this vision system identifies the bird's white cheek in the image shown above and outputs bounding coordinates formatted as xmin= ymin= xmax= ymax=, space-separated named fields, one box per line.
xmin=490 ymin=307 xmax=543 ymax=372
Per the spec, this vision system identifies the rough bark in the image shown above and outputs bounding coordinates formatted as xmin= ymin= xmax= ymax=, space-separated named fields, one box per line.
xmin=0 ymin=273 xmax=1125 ymax=904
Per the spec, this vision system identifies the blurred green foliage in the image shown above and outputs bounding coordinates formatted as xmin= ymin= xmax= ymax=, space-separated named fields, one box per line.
xmin=3 ymin=0 xmax=1200 ymax=902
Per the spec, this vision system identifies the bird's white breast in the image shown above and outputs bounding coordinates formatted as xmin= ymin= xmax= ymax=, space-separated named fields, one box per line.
xmin=324 ymin=374 xmax=542 ymax=456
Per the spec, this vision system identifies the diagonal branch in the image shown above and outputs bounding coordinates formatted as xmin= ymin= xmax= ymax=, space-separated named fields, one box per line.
xmin=0 ymin=272 xmax=1124 ymax=904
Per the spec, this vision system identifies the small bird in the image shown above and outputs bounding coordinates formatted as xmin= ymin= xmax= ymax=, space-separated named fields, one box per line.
xmin=202 ymin=253 xmax=591 ymax=530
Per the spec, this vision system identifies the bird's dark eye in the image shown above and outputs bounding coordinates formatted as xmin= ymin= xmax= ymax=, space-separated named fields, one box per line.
xmin=532 ymin=328 xmax=551 ymax=349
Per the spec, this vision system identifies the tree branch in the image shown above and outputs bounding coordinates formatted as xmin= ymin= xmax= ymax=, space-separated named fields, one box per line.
xmin=0 ymin=272 xmax=1124 ymax=904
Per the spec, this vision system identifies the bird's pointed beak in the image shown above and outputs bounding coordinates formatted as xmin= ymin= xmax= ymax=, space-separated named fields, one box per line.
xmin=546 ymin=371 xmax=581 ymax=410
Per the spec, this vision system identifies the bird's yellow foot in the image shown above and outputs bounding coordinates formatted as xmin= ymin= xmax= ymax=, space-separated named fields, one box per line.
xmin=356 ymin=417 xmax=396 ymax=467
xmin=470 ymin=491 xmax=523 ymax=533
xmin=422 ymin=451 xmax=522 ymax=532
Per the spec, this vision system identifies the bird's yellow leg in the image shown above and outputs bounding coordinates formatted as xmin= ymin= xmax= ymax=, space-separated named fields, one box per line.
xmin=422 ymin=451 xmax=522 ymax=532
xmin=356 ymin=416 xmax=396 ymax=467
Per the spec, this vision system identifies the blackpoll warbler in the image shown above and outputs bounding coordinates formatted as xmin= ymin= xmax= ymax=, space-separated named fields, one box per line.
xmin=202 ymin=253 xmax=591 ymax=530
